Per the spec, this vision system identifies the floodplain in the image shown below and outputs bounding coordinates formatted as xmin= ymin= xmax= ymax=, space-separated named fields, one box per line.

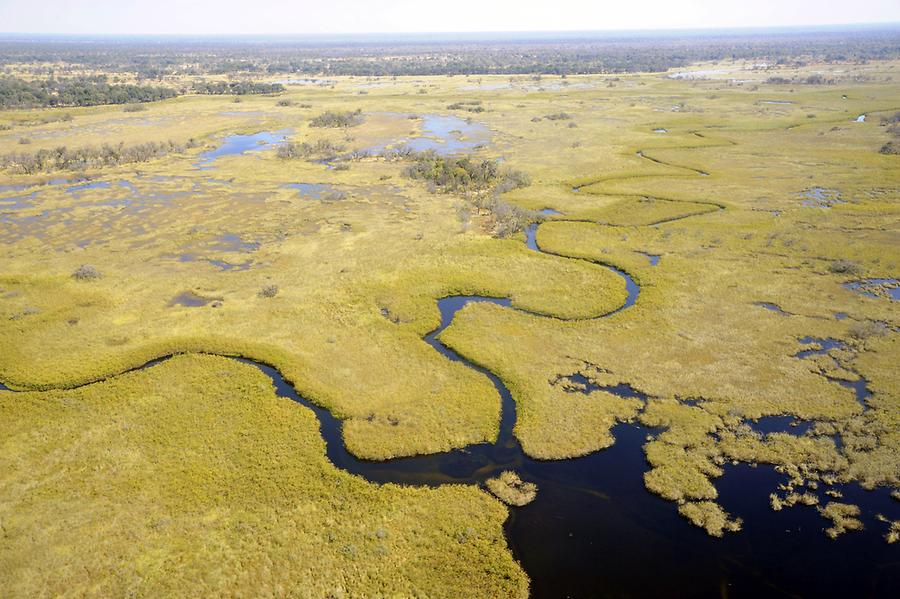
xmin=1 ymin=42 xmax=899 ymax=598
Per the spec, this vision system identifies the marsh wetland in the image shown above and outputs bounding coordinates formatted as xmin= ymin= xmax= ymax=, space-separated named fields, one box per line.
xmin=1 ymin=29 xmax=899 ymax=598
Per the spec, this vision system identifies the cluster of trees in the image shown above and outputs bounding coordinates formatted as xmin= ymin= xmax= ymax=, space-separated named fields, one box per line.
xmin=275 ymin=139 xmax=344 ymax=160
xmin=403 ymin=151 xmax=531 ymax=194
xmin=309 ymin=109 xmax=363 ymax=128
xmin=0 ymin=76 xmax=176 ymax=108
xmin=398 ymin=150 xmax=537 ymax=237
xmin=190 ymin=80 xmax=284 ymax=95
xmin=1 ymin=139 xmax=197 ymax=174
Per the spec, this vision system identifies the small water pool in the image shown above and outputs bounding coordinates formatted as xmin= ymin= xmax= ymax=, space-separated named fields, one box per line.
xmin=402 ymin=115 xmax=491 ymax=155
xmin=195 ymin=129 xmax=291 ymax=169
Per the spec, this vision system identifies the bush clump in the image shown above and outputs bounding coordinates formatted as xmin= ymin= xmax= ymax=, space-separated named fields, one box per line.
xmin=310 ymin=109 xmax=363 ymax=128
xmin=828 ymin=260 xmax=861 ymax=275
xmin=848 ymin=321 xmax=887 ymax=340
xmin=474 ymin=195 xmax=539 ymax=238
xmin=72 ymin=264 xmax=102 ymax=281
xmin=485 ymin=471 xmax=537 ymax=506
xmin=879 ymin=141 xmax=899 ymax=155
xmin=258 ymin=284 xmax=279 ymax=298
xmin=276 ymin=139 xmax=345 ymax=161
xmin=447 ymin=100 xmax=484 ymax=113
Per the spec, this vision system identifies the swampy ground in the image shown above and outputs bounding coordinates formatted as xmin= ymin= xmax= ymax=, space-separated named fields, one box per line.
xmin=1 ymin=58 xmax=899 ymax=596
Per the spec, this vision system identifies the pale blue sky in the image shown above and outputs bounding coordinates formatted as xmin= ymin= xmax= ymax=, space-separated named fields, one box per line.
xmin=0 ymin=0 xmax=898 ymax=35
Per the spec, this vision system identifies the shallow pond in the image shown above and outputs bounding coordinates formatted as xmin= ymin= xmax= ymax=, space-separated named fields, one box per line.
xmin=755 ymin=301 xmax=791 ymax=316
xmin=195 ymin=129 xmax=291 ymax=169
xmin=403 ymin=114 xmax=491 ymax=155
xmin=285 ymin=183 xmax=340 ymax=200
xmin=801 ymin=187 xmax=843 ymax=208
xmin=167 ymin=290 xmax=222 ymax=307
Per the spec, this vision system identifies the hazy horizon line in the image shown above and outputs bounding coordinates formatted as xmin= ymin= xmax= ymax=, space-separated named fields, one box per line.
xmin=1 ymin=21 xmax=898 ymax=40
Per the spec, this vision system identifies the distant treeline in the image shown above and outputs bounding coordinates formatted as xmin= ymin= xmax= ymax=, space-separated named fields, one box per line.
xmin=190 ymin=80 xmax=284 ymax=95
xmin=0 ymin=76 xmax=176 ymax=108
xmin=1 ymin=28 xmax=897 ymax=77
xmin=0 ymin=139 xmax=197 ymax=173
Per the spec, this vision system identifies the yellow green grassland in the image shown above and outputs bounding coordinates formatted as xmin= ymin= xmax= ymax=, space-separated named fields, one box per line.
xmin=1 ymin=57 xmax=899 ymax=592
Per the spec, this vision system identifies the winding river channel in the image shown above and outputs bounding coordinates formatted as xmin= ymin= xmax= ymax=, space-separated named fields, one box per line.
xmin=3 ymin=130 xmax=898 ymax=596
xmin=3 ymin=218 xmax=897 ymax=596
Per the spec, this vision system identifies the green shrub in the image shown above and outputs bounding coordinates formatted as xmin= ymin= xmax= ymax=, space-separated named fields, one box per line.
xmin=310 ymin=109 xmax=363 ymax=128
